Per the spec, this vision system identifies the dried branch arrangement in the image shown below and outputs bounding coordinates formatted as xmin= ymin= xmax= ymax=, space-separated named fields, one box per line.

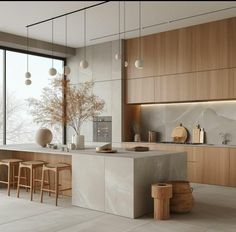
xmin=28 ymin=77 xmax=105 ymax=135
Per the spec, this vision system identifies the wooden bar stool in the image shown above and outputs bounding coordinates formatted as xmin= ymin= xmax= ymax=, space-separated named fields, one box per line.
xmin=40 ymin=163 xmax=72 ymax=206
xmin=0 ymin=159 xmax=22 ymax=196
xmin=17 ymin=160 xmax=46 ymax=201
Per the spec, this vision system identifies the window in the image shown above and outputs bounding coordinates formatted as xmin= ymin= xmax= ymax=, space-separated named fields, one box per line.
xmin=5 ymin=50 xmax=64 ymax=144
xmin=0 ymin=50 xmax=3 ymax=144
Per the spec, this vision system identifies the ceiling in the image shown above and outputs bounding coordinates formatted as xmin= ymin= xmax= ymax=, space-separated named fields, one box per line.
xmin=0 ymin=1 xmax=236 ymax=48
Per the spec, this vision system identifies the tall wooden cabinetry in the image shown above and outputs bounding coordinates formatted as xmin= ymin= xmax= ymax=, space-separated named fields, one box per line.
xmin=125 ymin=17 xmax=236 ymax=104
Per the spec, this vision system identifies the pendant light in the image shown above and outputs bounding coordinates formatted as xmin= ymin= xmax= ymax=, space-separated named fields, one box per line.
xmin=64 ymin=15 xmax=71 ymax=76
xmin=25 ymin=27 xmax=32 ymax=85
xmin=115 ymin=1 xmax=121 ymax=60
xmin=49 ymin=19 xmax=57 ymax=76
xmin=135 ymin=1 xmax=144 ymax=69
xmin=80 ymin=9 xmax=89 ymax=69
xmin=124 ymin=1 xmax=128 ymax=67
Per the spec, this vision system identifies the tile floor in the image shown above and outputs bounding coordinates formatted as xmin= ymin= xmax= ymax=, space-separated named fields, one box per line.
xmin=0 ymin=184 xmax=236 ymax=232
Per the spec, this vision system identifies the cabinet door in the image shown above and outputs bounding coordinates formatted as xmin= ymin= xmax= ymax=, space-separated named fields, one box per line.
xmin=195 ymin=20 xmax=228 ymax=71
xmin=202 ymin=147 xmax=229 ymax=186
xmin=196 ymin=69 xmax=231 ymax=100
xmin=155 ymin=73 xmax=196 ymax=103
xmin=187 ymin=147 xmax=204 ymax=183
xmin=125 ymin=35 xmax=156 ymax=79
xmin=126 ymin=77 xmax=154 ymax=104
xmin=229 ymin=148 xmax=236 ymax=187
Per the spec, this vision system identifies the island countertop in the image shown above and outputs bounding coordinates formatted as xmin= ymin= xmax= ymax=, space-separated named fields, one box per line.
xmin=0 ymin=143 xmax=185 ymax=159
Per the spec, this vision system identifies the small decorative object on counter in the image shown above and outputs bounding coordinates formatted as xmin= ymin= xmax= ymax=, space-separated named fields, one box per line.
xmin=148 ymin=131 xmax=157 ymax=143
xmin=167 ymin=180 xmax=194 ymax=213
xmin=96 ymin=143 xmax=117 ymax=153
xmin=192 ymin=124 xmax=200 ymax=143
xmin=199 ymin=128 xmax=205 ymax=144
xmin=68 ymin=143 xmax=76 ymax=150
xmin=126 ymin=146 xmax=149 ymax=152
xmin=35 ymin=128 xmax=53 ymax=147
xmin=151 ymin=183 xmax=172 ymax=220
xmin=134 ymin=133 xmax=141 ymax=142
xmin=171 ymin=123 xmax=188 ymax=143
xmin=72 ymin=134 xmax=85 ymax=150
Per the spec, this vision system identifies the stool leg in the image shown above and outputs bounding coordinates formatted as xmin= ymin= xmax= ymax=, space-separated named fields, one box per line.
xmin=33 ymin=169 xmax=36 ymax=193
xmin=12 ymin=164 xmax=15 ymax=189
xmin=30 ymin=167 xmax=34 ymax=201
xmin=7 ymin=164 xmax=11 ymax=196
xmin=24 ymin=168 xmax=28 ymax=192
xmin=55 ymin=170 xmax=59 ymax=206
xmin=40 ymin=168 xmax=45 ymax=203
xmin=17 ymin=166 xmax=21 ymax=198
xmin=47 ymin=170 xmax=51 ymax=196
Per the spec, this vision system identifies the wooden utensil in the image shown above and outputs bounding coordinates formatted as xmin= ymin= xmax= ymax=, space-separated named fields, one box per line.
xmin=126 ymin=146 xmax=149 ymax=152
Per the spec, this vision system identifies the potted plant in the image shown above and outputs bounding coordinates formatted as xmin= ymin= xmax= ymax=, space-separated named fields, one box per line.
xmin=28 ymin=77 xmax=105 ymax=149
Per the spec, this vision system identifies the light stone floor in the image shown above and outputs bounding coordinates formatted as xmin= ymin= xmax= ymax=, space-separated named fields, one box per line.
xmin=0 ymin=184 xmax=236 ymax=232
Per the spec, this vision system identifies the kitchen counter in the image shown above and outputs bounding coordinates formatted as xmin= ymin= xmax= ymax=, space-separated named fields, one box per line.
xmin=122 ymin=141 xmax=236 ymax=148
xmin=0 ymin=143 xmax=184 ymax=158
xmin=0 ymin=143 xmax=187 ymax=218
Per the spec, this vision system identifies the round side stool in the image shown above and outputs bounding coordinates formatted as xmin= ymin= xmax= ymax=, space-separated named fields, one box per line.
xmin=151 ymin=183 xmax=172 ymax=220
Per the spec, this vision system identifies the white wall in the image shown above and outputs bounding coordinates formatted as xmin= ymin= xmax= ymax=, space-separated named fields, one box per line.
xmin=66 ymin=40 xmax=122 ymax=145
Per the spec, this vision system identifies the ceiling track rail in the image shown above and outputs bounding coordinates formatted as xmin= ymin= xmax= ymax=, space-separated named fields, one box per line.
xmin=90 ymin=5 xmax=236 ymax=42
xmin=26 ymin=1 xmax=109 ymax=28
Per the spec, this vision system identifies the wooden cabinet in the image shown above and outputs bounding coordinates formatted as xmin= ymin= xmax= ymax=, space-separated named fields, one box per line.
xmin=125 ymin=17 xmax=236 ymax=104
xmin=229 ymin=148 xmax=236 ymax=187
xmin=202 ymin=147 xmax=229 ymax=186
xmin=195 ymin=20 xmax=228 ymax=71
xmin=126 ymin=77 xmax=155 ymax=104
xmin=122 ymin=143 xmax=235 ymax=187
xmin=125 ymin=34 xmax=156 ymax=79
xmin=155 ymin=73 xmax=197 ymax=102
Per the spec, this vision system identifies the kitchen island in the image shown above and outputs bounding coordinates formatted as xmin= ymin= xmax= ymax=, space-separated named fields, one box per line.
xmin=0 ymin=144 xmax=187 ymax=218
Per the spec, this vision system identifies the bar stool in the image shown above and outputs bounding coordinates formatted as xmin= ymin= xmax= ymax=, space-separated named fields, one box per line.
xmin=17 ymin=160 xmax=46 ymax=201
xmin=0 ymin=159 xmax=22 ymax=196
xmin=40 ymin=163 xmax=72 ymax=206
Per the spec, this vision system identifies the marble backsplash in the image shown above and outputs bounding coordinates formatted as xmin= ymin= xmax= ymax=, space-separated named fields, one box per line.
xmin=140 ymin=101 xmax=236 ymax=145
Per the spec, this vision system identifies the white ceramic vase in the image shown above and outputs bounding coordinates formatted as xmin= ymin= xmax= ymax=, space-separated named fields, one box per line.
xmin=72 ymin=134 xmax=85 ymax=150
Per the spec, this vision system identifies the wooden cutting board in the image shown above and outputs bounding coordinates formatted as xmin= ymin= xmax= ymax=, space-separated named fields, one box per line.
xmin=171 ymin=124 xmax=188 ymax=143
xmin=126 ymin=146 xmax=149 ymax=152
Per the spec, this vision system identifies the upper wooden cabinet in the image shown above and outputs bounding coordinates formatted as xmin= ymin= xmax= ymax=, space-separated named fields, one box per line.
xmin=125 ymin=34 xmax=156 ymax=79
xmin=125 ymin=17 xmax=236 ymax=79
xmin=126 ymin=77 xmax=155 ymax=104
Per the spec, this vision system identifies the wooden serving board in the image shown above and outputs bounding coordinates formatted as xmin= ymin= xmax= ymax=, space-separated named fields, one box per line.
xmin=96 ymin=149 xmax=117 ymax=153
xmin=126 ymin=146 xmax=149 ymax=152
xmin=171 ymin=124 xmax=188 ymax=143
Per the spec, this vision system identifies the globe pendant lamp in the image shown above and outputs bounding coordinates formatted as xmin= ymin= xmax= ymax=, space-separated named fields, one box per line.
xmin=115 ymin=1 xmax=121 ymax=60
xmin=64 ymin=15 xmax=71 ymax=76
xmin=25 ymin=27 xmax=32 ymax=85
xmin=135 ymin=1 xmax=144 ymax=69
xmin=80 ymin=9 xmax=89 ymax=69
xmin=49 ymin=19 xmax=57 ymax=76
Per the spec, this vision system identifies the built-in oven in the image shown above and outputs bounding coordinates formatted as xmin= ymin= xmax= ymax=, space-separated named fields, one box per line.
xmin=93 ymin=116 xmax=112 ymax=142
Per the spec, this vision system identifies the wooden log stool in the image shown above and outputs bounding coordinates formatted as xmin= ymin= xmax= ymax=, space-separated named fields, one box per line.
xmin=151 ymin=183 xmax=173 ymax=220
xmin=17 ymin=160 xmax=46 ymax=201
xmin=0 ymin=159 xmax=22 ymax=196
xmin=40 ymin=163 xmax=72 ymax=206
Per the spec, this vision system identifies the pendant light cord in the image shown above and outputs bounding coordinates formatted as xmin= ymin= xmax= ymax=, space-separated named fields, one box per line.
xmin=138 ymin=1 xmax=142 ymax=59
xmin=26 ymin=27 xmax=29 ymax=72
xmin=84 ymin=9 xmax=87 ymax=61
xmin=51 ymin=19 xmax=54 ymax=68
xmin=118 ymin=1 xmax=121 ymax=56
xmin=65 ymin=15 xmax=68 ymax=57
xmin=124 ymin=1 xmax=126 ymax=40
